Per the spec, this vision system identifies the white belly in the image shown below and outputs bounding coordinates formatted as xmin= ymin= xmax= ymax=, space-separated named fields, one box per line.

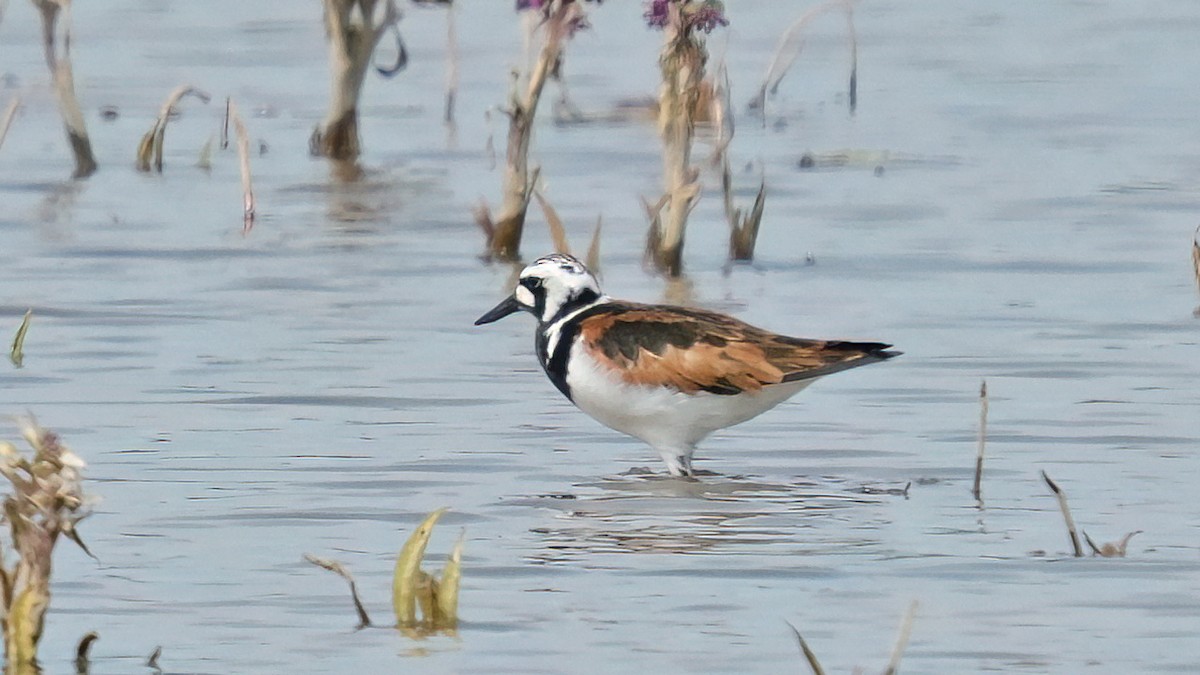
xmin=562 ymin=344 xmax=814 ymax=451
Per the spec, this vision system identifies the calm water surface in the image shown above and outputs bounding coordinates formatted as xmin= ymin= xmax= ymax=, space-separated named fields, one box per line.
xmin=1 ymin=1 xmax=1198 ymax=673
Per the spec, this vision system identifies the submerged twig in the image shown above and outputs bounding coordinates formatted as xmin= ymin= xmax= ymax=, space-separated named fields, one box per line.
xmin=304 ymin=554 xmax=372 ymax=628
xmin=1041 ymin=471 xmax=1083 ymax=557
xmin=30 ymin=0 xmax=97 ymax=178
xmin=9 ymin=309 xmax=31 ymax=368
xmin=785 ymin=621 xmax=827 ymax=675
xmin=749 ymin=0 xmax=857 ymax=118
xmin=973 ymin=380 xmax=988 ymax=504
xmin=136 ymin=85 xmax=211 ymax=172
xmin=882 ymin=600 xmax=918 ymax=675
xmin=0 ymin=96 xmax=19 ymax=152
xmin=227 ymin=99 xmax=256 ymax=232
xmin=1083 ymin=530 xmax=1141 ymax=558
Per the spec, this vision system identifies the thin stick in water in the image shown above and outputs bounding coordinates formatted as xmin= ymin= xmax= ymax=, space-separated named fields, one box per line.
xmin=0 ymin=96 xmax=19 ymax=151
xmin=882 ymin=600 xmax=918 ymax=675
xmin=227 ymin=99 xmax=256 ymax=232
xmin=973 ymin=379 xmax=988 ymax=503
xmin=74 ymin=631 xmax=98 ymax=675
xmin=444 ymin=0 xmax=458 ymax=125
xmin=785 ymin=621 xmax=827 ymax=675
xmin=10 ymin=309 xmax=31 ymax=368
xmin=1042 ymin=471 xmax=1083 ymax=557
xmin=304 ymin=554 xmax=372 ymax=628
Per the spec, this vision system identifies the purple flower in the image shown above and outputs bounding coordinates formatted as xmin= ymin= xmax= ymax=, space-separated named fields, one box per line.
xmin=644 ymin=0 xmax=670 ymax=28
xmin=644 ymin=0 xmax=727 ymax=33
xmin=688 ymin=3 xmax=728 ymax=33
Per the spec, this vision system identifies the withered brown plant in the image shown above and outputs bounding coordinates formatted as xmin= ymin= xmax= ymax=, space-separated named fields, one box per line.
xmin=29 ymin=0 xmax=96 ymax=178
xmin=310 ymin=0 xmax=403 ymax=161
xmin=644 ymin=0 xmax=727 ymax=277
xmin=475 ymin=0 xmax=597 ymax=262
xmin=0 ymin=420 xmax=90 ymax=671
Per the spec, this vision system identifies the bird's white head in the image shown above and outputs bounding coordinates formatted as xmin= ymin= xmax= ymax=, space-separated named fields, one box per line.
xmin=475 ymin=254 xmax=604 ymax=326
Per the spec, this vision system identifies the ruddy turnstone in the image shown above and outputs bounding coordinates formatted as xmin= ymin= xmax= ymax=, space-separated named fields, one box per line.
xmin=475 ymin=254 xmax=899 ymax=477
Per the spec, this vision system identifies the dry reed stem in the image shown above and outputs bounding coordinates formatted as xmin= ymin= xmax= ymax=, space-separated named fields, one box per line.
xmin=750 ymin=0 xmax=857 ymax=117
xmin=136 ymin=85 xmax=211 ymax=172
xmin=0 ymin=419 xmax=89 ymax=669
xmin=30 ymin=0 xmax=96 ymax=178
xmin=785 ymin=622 xmax=827 ymax=675
xmin=146 ymin=645 xmax=161 ymax=672
xmin=1191 ymin=224 xmax=1199 ymax=295
xmin=534 ymin=189 xmax=570 ymax=254
xmin=972 ymin=380 xmax=988 ymax=504
xmin=0 ymin=97 xmax=19 ymax=152
xmin=723 ymin=157 xmax=766 ymax=261
xmin=483 ymin=1 xmax=583 ymax=261
xmin=311 ymin=0 xmax=401 ymax=161
xmin=9 ymin=310 xmax=31 ymax=368
xmin=585 ymin=215 xmax=602 ymax=273
xmin=304 ymin=554 xmax=372 ymax=628
xmin=444 ymin=1 xmax=459 ymax=125
xmin=882 ymin=600 xmax=918 ymax=675
xmin=227 ymin=99 xmax=256 ymax=232
xmin=1041 ymin=471 xmax=1083 ymax=557
xmin=707 ymin=62 xmax=734 ymax=167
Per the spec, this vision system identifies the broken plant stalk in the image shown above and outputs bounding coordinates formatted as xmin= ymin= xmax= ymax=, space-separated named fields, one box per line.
xmin=478 ymin=0 xmax=588 ymax=262
xmin=750 ymin=0 xmax=858 ymax=117
xmin=30 ymin=0 xmax=96 ymax=178
xmin=136 ymin=85 xmax=211 ymax=172
xmin=311 ymin=0 xmax=402 ymax=161
xmin=226 ymin=99 xmax=256 ymax=232
xmin=645 ymin=0 xmax=727 ymax=276
xmin=1041 ymin=471 xmax=1083 ymax=557
xmin=973 ymin=380 xmax=988 ymax=504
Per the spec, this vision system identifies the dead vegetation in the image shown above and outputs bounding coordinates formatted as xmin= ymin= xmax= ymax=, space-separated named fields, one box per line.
xmin=310 ymin=0 xmax=404 ymax=161
xmin=0 ymin=420 xmax=91 ymax=671
xmin=307 ymin=507 xmax=464 ymax=636
xmin=476 ymin=0 xmax=594 ymax=262
xmin=749 ymin=0 xmax=858 ymax=117
xmin=135 ymin=85 xmax=211 ymax=172
xmin=789 ymin=600 xmax=918 ymax=675
xmin=29 ymin=0 xmax=96 ymax=178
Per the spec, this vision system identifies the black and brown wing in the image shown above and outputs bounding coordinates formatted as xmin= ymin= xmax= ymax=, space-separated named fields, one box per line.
xmin=576 ymin=303 xmax=899 ymax=395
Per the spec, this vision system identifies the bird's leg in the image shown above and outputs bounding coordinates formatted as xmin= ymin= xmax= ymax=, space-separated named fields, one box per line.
xmin=658 ymin=447 xmax=696 ymax=478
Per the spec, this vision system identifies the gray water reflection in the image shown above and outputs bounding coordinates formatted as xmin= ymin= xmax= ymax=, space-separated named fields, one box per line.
xmin=2 ymin=0 xmax=1200 ymax=673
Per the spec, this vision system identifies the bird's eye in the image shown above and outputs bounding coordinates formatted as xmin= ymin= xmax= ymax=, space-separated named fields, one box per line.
xmin=520 ymin=277 xmax=543 ymax=291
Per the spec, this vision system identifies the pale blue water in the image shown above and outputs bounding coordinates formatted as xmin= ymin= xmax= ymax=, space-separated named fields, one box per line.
xmin=1 ymin=0 xmax=1198 ymax=672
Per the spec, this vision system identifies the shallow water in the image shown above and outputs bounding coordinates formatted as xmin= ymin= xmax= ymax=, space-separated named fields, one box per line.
xmin=1 ymin=0 xmax=1199 ymax=673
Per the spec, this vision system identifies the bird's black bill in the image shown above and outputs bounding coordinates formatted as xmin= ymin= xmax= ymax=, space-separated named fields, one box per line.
xmin=475 ymin=294 xmax=522 ymax=325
